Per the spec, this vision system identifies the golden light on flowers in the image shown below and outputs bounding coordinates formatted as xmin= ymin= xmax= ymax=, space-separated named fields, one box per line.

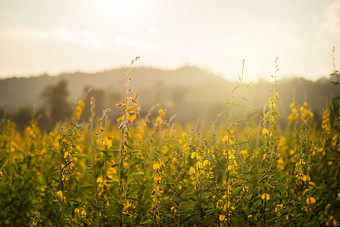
xmin=1 ymin=55 xmax=339 ymax=226
xmin=288 ymin=102 xmax=299 ymax=123
xmin=322 ymin=108 xmax=331 ymax=135
xmin=155 ymin=117 xmax=163 ymax=126
xmin=299 ymin=101 xmax=314 ymax=124
xmin=74 ymin=100 xmax=84 ymax=120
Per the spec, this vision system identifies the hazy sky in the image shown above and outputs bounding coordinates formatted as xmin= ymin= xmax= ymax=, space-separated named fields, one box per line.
xmin=0 ymin=0 xmax=340 ymax=81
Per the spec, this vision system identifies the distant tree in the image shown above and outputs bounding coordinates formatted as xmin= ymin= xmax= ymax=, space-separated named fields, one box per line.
xmin=12 ymin=107 xmax=33 ymax=131
xmin=171 ymin=86 xmax=188 ymax=104
xmin=41 ymin=80 xmax=72 ymax=126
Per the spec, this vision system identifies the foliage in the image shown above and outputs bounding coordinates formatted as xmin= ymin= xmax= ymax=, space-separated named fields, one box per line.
xmin=0 ymin=57 xmax=339 ymax=226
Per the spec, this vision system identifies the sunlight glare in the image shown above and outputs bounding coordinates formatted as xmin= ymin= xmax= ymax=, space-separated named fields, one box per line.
xmin=98 ymin=0 xmax=146 ymax=13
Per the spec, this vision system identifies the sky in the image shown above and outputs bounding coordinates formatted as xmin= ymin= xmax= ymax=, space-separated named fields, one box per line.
xmin=0 ymin=0 xmax=340 ymax=81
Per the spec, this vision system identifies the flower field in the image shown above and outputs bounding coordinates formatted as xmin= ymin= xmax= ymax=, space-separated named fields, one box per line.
xmin=0 ymin=58 xmax=339 ymax=226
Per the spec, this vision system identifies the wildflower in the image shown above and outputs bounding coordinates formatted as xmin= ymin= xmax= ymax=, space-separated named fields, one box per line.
xmin=154 ymin=176 xmax=162 ymax=184
xmin=261 ymin=193 xmax=270 ymax=201
xmin=159 ymin=108 xmax=165 ymax=117
xmin=306 ymin=197 xmax=316 ymax=205
xmin=117 ymin=115 xmax=124 ymax=123
xmin=189 ymin=167 xmax=195 ymax=175
xmin=262 ymin=128 xmax=269 ymax=136
xmin=80 ymin=209 xmax=86 ymax=218
xmin=269 ymin=97 xmax=275 ymax=109
xmin=74 ymin=100 xmax=84 ymax=120
xmin=102 ymin=137 xmax=112 ymax=149
xmin=288 ymin=102 xmax=299 ymax=123
xmin=155 ymin=117 xmax=163 ymax=126
xmin=57 ymin=191 xmax=65 ymax=201
xmin=219 ymin=214 xmax=226 ymax=222
xmin=132 ymin=92 xmax=139 ymax=105
xmin=300 ymin=102 xmax=314 ymax=124
xmin=322 ymin=108 xmax=331 ymax=135
xmin=153 ymin=163 xmax=160 ymax=171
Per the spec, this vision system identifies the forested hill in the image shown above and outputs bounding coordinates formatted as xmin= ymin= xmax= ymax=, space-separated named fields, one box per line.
xmin=0 ymin=66 xmax=224 ymax=110
xmin=0 ymin=65 xmax=339 ymax=125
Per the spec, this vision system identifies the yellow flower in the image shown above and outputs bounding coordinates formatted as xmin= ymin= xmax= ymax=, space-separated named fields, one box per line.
xmin=74 ymin=100 xmax=84 ymax=120
xmin=57 ymin=191 xmax=65 ymax=201
xmin=302 ymin=189 xmax=309 ymax=196
xmin=196 ymin=161 xmax=203 ymax=169
xmin=262 ymin=128 xmax=269 ymax=136
xmin=171 ymin=206 xmax=177 ymax=213
xmin=159 ymin=108 xmax=165 ymax=117
xmin=189 ymin=167 xmax=195 ymax=175
xmin=306 ymin=197 xmax=316 ymax=205
xmin=153 ymin=163 xmax=160 ymax=171
xmin=240 ymin=149 xmax=248 ymax=156
xmin=117 ymin=115 xmax=124 ymax=123
xmin=219 ymin=214 xmax=226 ymax=222
xmin=268 ymin=96 xmax=277 ymax=110
xmin=127 ymin=112 xmax=137 ymax=123
xmin=97 ymin=176 xmax=103 ymax=183
xmin=203 ymin=160 xmax=210 ymax=168
xmin=125 ymin=106 xmax=135 ymax=113
xmin=154 ymin=176 xmax=162 ymax=184
xmin=261 ymin=193 xmax=270 ymax=201
xmin=102 ymin=137 xmax=112 ymax=149
xmin=155 ymin=116 xmax=163 ymax=126
xmin=80 ymin=209 xmax=86 ymax=218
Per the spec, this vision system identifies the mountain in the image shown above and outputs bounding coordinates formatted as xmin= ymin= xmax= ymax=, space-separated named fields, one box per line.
xmin=0 ymin=65 xmax=224 ymax=110
xmin=0 ymin=65 xmax=339 ymax=126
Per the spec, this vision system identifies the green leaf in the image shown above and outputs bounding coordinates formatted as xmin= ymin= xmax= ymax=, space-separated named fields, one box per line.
xmin=140 ymin=219 xmax=152 ymax=225
xmin=123 ymin=214 xmax=134 ymax=226
xmin=242 ymin=81 xmax=254 ymax=92
xmin=235 ymin=141 xmax=248 ymax=146
xmin=106 ymin=180 xmax=119 ymax=185
xmin=212 ymin=191 xmax=223 ymax=199
xmin=129 ymin=172 xmax=144 ymax=177
xmin=86 ymin=198 xmax=98 ymax=209
xmin=259 ymin=143 xmax=268 ymax=152
xmin=71 ymin=154 xmax=90 ymax=159
xmin=68 ymin=198 xmax=81 ymax=204
xmin=273 ymin=175 xmax=287 ymax=184
xmin=232 ymin=85 xmax=240 ymax=93
xmin=247 ymin=114 xmax=258 ymax=123
xmin=46 ymin=148 xmax=58 ymax=154
xmin=78 ymin=185 xmax=94 ymax=190
xmin=231 ymin=186 xmax=243 ymax=196
xmin=65 ymin=205 xmax=77 ymax=214
xmin=226 ymin=101 xmax=241 ymax=106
